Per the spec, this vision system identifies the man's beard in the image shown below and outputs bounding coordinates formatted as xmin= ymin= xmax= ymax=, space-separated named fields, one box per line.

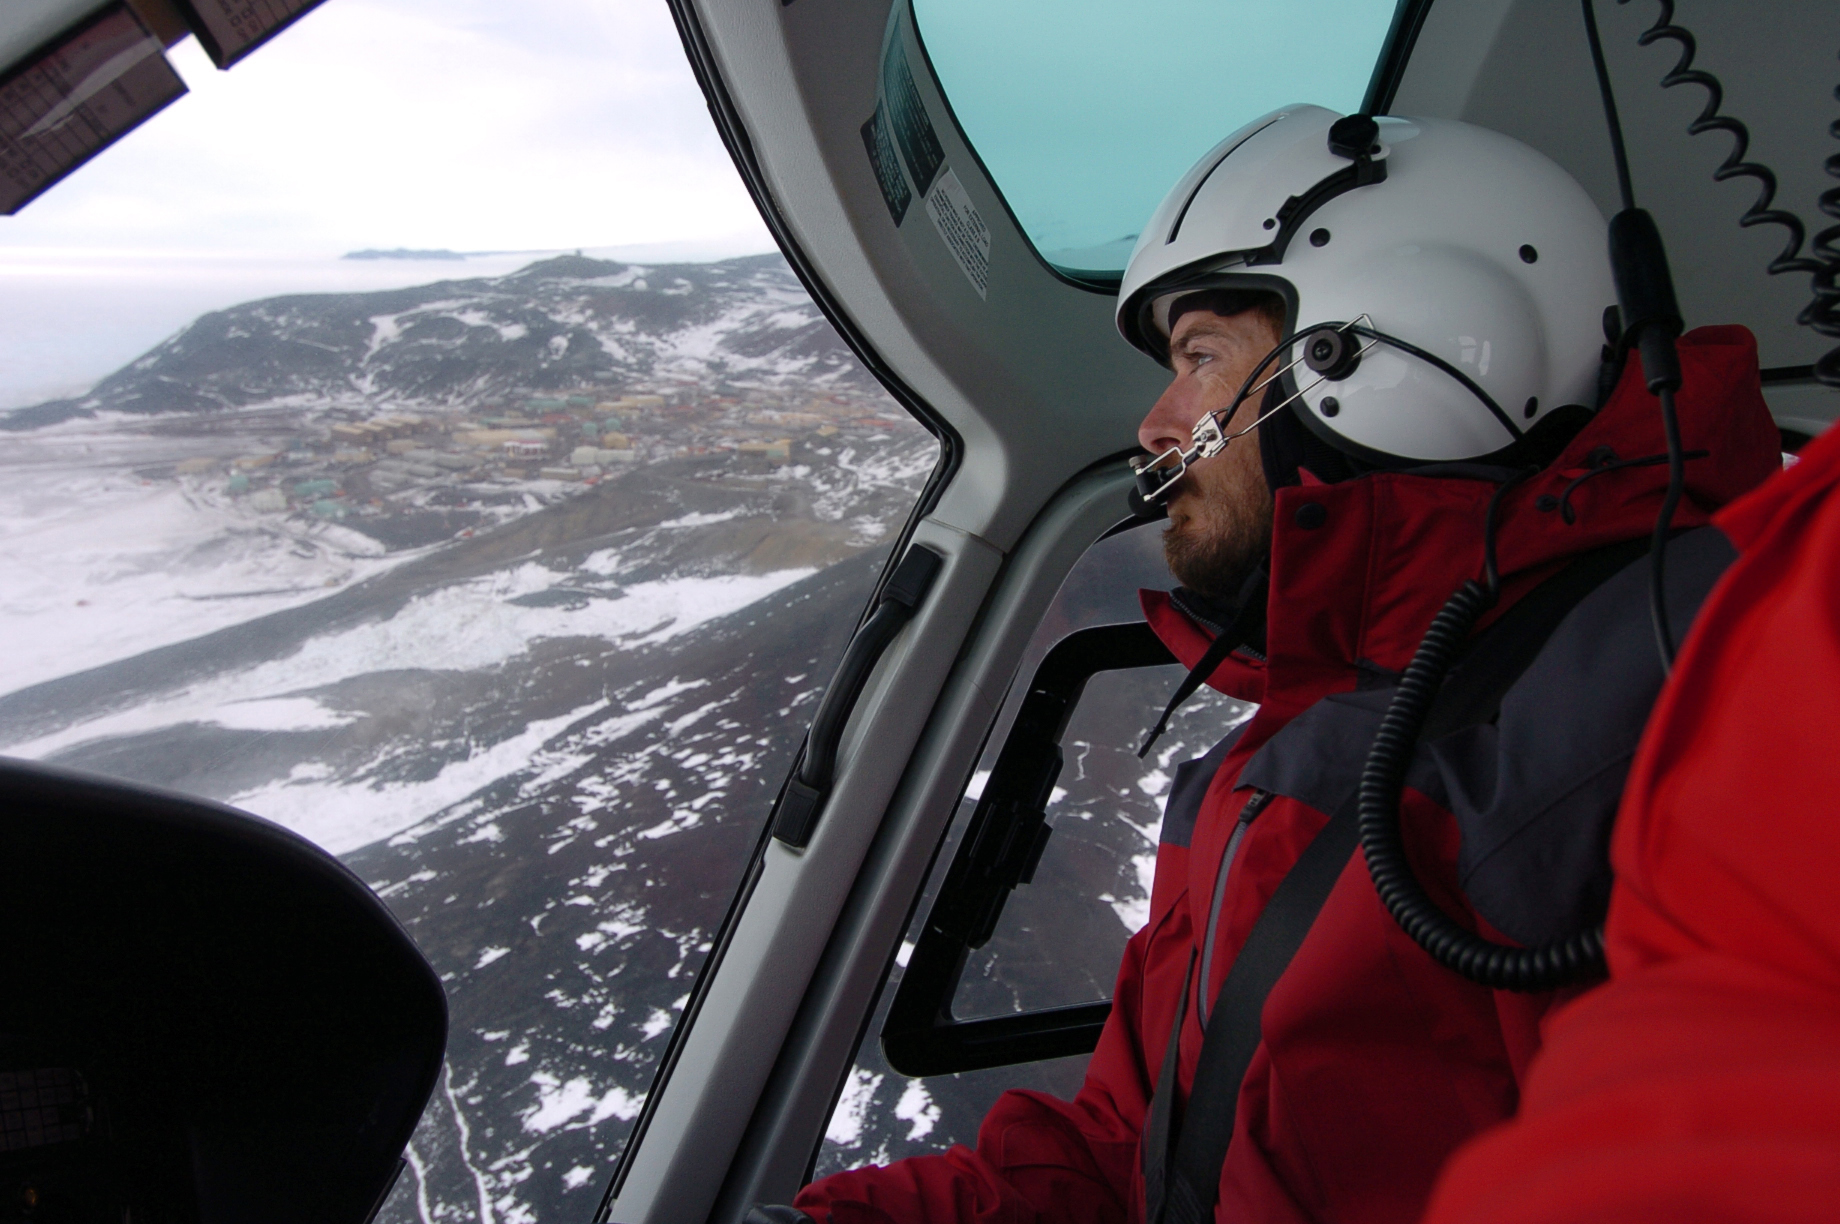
xmin=1161 ymin=475 xmax=1273 ymax=603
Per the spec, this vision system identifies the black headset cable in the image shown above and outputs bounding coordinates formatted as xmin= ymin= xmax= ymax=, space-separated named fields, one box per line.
xmin=1584 ymin=0 xmax=1689 ymax=671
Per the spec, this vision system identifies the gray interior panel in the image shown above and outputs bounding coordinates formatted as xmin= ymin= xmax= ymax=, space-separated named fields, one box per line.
xmin=607 ymin=516 xmax=1004 ymax=1224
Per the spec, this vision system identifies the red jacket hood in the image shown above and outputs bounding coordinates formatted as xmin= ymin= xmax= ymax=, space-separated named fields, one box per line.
xmin=1143 ymin=325 xmax=1781 ymax=727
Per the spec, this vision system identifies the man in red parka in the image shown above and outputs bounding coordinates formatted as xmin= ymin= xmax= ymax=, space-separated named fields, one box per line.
xmin=788 ymin=107 xmax=1782 ymax=1224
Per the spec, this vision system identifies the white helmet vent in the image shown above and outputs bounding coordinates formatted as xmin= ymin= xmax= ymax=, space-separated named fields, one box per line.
xmin=1164 ymin=116 xmax=1285 ymax=246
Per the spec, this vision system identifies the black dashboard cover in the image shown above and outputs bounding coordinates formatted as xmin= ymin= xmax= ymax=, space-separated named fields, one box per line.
xmin=0 ymin=756 xmax=446 ymax=1223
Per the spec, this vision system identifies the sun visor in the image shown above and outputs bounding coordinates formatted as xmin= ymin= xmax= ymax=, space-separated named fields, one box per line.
xmin=174 ymin=0 xmax=327 ymax=69
xmin=0 ymin=2 xmax=185 ymax=215
xmin=0 ymin=0 xmax=335 ymax=215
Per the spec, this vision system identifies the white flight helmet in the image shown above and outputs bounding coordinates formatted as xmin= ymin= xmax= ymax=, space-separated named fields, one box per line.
xmin=1117 ymin=105 xmax=1615 ymax=468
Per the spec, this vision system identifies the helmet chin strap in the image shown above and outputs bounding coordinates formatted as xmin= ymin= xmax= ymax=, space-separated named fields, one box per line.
xmin=1257 ymin=386 xmax=1371 ymax=490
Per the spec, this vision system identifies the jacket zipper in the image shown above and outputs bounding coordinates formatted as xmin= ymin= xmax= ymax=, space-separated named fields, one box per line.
xmin=1197 ymin=788 xmax=1274 ymax=1030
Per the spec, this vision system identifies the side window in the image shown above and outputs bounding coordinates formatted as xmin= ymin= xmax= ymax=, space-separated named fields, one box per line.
xmin=0 ymin=9 xmax=939 ymax=1223
xmin=815 ymin=522 xmax=1252 ymax=1177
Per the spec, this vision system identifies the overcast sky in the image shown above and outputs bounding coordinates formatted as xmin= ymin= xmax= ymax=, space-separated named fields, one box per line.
xmin=4 ymin=0 xmax=772 ymax=255
xmin=0 ymin=0 xmax=776 ymax=406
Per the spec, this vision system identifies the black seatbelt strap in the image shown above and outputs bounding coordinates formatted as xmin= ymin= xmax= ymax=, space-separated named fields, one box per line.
xmin=1141 ymin=949 xmax=1194 ymax=1217
xmin=1146 ymin=792 xmax=1361 ymax=1224
xmin=1419 ymin=534 xmax=1653 ymax=738
xmin=1139 ymin=536 xmax=1659 ymax=1224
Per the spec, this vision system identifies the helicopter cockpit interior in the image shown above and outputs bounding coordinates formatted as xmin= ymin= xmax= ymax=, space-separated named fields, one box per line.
xmin=0 ymin=0 xmax=1833 ymax=1221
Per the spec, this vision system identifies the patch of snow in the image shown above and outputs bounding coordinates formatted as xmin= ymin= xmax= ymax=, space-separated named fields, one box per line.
xmin=622 ymin=570 xmax=817 ymax=647
xmin=310 ymin=521 xmax=387 ymax=557
xmin=207 ymin=696 xmax=352 ymax=732
xmin=823 ymin=1067 xmax=883 ymax=1148
xmin=665 ymin=701 xmax=722 ymax=735
xmin=225 ymin=700 xmax=607 ymax=854
xmin=894 ymin=1080 xmax=941 ymax=1141
xmin=627 ymin=677 xmax=706 ymax=711
xmin=656 ymin=509 xmax=743 ymax=529
xmin=365 ymin=313 xmax=403 ymax=360
xmin=521 ymin=1074 xmax=594 ymax=1132
xmin=1100 ymin=849 xmax=1157 ymax=933
xmin=521 ymin=1072 xmax=640 ymax=1133
xmin=574 ymin=907 xmax=646 ymax=954
xmin=0 ymin=445 xmax=426 ymax=696
xmin=9 ymin=563 xmax=812 ymax=766
xmin=1136 ymin=768 xmax=1171 ymax=798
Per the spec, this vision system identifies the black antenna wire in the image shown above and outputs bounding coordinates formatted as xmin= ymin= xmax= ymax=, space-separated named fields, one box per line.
xmin=1824 ymin=68 xmax=1840 ymax=390
xmin=1583 ymin=0 xmax=1689 ymax=672
xmin=1582 ymin=0 xmax=1637 ymax=212
xmin=1646 ymin=384 xmax=1687 ymax=664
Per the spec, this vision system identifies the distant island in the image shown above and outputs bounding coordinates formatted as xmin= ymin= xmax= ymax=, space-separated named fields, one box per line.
xmin=342 ymin=248 xmax=467 ymax=261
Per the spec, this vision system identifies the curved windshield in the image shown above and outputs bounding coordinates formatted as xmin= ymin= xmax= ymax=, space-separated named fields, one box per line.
xmin=0 ymin=3 xmax=937 ymax=1220
xmin=912 ymin=0 xmax=1404 ymax=281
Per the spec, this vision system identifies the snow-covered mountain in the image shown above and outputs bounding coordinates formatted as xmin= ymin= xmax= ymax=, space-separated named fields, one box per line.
xmin=6 ymin=253 xmax=874 ymax=429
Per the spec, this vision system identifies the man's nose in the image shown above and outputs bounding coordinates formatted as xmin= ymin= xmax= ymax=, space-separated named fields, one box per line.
xmin=1138 ymin=377 xmax=1198 ymax=456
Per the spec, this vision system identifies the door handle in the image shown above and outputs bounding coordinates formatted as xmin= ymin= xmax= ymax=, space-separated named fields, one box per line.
xmin=771 ymin=543 xmax=944 ymax=848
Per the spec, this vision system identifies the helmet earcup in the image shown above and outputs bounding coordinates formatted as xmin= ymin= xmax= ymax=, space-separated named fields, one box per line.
xmin=1290 ymin=243 xmax=1550 ymax=461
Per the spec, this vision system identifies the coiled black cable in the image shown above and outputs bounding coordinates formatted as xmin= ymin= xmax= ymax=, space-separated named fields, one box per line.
xmin=1816 ymin=60 xmax=1840 ymax=389
xmin=1618 ymin=2 xmax=1840 ymax=386
xmin=1356 ymin=581 xmax=1608 ymax=992
xmin=1622 ymin=1 xmax=1824 ymax=281
xmin=1358 ymin=474 xmax=1608 ymax=992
